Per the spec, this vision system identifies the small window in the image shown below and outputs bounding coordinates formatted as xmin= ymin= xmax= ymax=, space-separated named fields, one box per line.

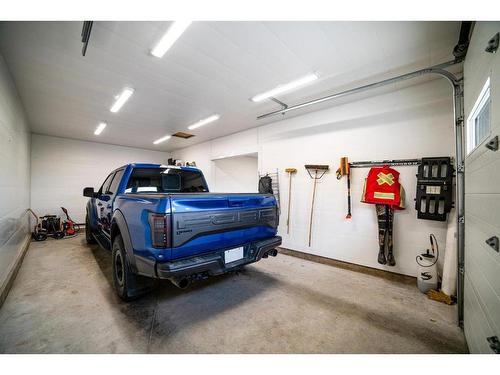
xmin=467 ymin=78 xmax=491 ymax=154
xmin=106 ymin=169 xmax=124 ymax=195
xmin=98 ymin=173 xmax=114 ymax=195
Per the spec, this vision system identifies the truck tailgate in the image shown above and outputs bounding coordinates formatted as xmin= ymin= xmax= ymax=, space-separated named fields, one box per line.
xmin=170 ymin=193 xmax=278 ymax=259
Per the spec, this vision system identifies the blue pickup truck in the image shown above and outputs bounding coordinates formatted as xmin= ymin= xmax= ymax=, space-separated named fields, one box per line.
xmin=83 ymin=163 xmax=281 ymax=300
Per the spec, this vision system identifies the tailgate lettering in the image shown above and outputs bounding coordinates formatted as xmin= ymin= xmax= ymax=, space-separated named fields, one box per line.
xmin=172 ymin=207 xmax=276 ymax=247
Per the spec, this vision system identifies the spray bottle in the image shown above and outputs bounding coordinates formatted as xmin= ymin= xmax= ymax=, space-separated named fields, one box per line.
xmin=416 ymin=234 xmax=439 ymax=293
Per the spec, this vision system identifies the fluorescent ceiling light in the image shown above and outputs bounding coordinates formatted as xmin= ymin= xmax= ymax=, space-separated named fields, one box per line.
xmin=151 ymin=21 xmax=192 ymax=58
xmin=153 ymin=135 xmax=172 ymax=145
xmin=94 ymin=122 xmax=107 ymax=135
xmin=110 ymin=88 xmax=134 ymax=113
xmin=187 ymin=114 xmax=220 ymax=130
xmin=251 ymin=73 xmax=319 ymax=102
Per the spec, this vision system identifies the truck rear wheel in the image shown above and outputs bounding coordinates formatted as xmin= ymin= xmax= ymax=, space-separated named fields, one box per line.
xmin=112 ymin=234 xmax=135 ymax=301
xmin=112 ymin=234 xmax=154 ymax=301
xmin=85 ymin=214 xmax=96 ymax=244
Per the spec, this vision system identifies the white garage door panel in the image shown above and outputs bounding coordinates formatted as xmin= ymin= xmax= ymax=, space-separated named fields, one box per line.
xmin=464 ymin=274 xmax=496 ymax=353
xmin=465 ymin=133 xmax=499 ymax=172
xmin=465 ymin=242 xmax=500 ymax=335
xmin=465 ymin=152 xmax=500 ymax=194
xmin=465 ymin=194 xmax=500 ymax=233
xmin=465 ymin=217 xmax=500 ymax=292
xmin=464 ymin=21 xmax=500 ymax=354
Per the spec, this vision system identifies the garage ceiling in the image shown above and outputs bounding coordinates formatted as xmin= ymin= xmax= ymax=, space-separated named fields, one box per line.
xmin=0 ymin=21 xmax=460 ymax=151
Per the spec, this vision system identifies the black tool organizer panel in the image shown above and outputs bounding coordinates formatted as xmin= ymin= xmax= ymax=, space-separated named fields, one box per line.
xmin=415 ymin=157 xmax=454 ymax=221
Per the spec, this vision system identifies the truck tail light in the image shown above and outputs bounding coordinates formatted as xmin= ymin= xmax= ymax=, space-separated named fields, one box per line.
xmin=149 ymin=213 xmax=171 ymax=248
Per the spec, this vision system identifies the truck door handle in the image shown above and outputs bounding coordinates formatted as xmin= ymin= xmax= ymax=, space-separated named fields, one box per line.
xmin=229 ymin=200 xmax=245 ymax=207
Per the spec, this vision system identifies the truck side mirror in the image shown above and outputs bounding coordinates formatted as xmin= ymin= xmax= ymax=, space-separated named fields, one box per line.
xmin=83 ymin=187 xmax=96 ymax=198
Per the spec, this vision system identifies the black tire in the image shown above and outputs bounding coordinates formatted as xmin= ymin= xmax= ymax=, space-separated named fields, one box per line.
xmin=33 ymin=232 xmax=47 ymax=241
xmin=53 ymin=231 xmax=65 ymax=239
xmin=112 ymin=234 xmax=153 ymax=301
xmin=85 ymin=214 xmax=96 ymax=244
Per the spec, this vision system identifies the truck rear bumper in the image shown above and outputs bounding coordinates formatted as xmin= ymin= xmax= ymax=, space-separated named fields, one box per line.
xmin=155 ymin=236 xmax=281 ymax=280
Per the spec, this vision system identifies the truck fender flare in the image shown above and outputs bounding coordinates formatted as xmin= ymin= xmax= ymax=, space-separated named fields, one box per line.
xmin=111 ymin=209 xmax=137 ymax=273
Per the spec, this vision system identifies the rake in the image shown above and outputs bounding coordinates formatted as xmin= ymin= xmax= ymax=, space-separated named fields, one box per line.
xmin=305 ymin=165 xmax=329 ymax=246
xmin=285 ymin=168 xmax=297 ymax=234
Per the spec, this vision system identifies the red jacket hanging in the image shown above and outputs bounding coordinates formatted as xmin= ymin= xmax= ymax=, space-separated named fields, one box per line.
xmin=361 ymin=166 xmax=406 ymax=209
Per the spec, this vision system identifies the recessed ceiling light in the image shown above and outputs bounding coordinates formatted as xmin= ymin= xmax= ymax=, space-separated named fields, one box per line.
xmin=110 ymin=87 xmax=134 ymax=113
xmin=187 ymin=114 xmax=220 ymax=130
xmin=251 ymin=73 xmax=319 ymax=102
xmin=94 ymin=122 xmax=107 ymax=135
xmin=153 ymin=135 xmax=172 ymax=145
xmin=151 ymin=21 xmax=192 ymax=58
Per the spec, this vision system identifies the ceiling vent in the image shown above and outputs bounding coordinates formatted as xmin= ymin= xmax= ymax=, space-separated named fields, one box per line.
xmin=172 ymin=132 xmax=195 ymax=139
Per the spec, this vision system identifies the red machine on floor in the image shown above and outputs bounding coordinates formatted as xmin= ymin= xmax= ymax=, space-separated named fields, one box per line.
xmin=28 ymin=207 xmax=80 ymax=241
xmin=61 ymin=207 xmax=79 ymax=236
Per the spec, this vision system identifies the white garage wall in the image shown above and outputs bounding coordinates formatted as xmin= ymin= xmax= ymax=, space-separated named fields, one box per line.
xmin=0 ymin=53 xmax=31 ymax=290
xmin=212 ymin=155 xmax=258 ymax=193
xmin=30 ymin=134 xmax=171 ymax=224
xmin=173 ymin=78 xmax=455 ymax=277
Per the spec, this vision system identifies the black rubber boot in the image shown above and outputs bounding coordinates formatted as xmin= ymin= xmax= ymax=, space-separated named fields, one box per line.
xmin=386 ymin=206 xmax=395 ymax=266
xmin=386 ymin=251 xmax=396 ymax=266
xmin=377 ymin=248 xmax=387 ymax=265
xmin=376 ymin=204 xmax=388 ymax=265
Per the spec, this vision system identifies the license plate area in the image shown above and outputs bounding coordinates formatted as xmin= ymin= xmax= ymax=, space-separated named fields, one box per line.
xmin=224 ymin=247 xmax=244 ymax=264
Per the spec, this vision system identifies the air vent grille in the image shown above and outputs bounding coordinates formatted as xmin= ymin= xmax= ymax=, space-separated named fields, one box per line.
xmin=172 ymin=132 xmax=195 ymax=139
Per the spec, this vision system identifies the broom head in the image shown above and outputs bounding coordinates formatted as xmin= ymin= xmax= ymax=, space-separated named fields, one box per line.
xmin=285 ymin=168 xmax=297 ymax=173
xmin=305 ymin=164 xmax=329 ymax=170
xmin=305 ymin=165 xmax=329 ymax=179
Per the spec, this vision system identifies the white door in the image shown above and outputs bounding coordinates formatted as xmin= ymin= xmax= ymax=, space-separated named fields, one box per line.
xmin=463 ymin=22 xmax=500 ymax=354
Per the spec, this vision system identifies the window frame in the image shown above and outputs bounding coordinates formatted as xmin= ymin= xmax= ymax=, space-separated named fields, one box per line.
xmin=467 ymin=77 xmax=491 ymax=155
xmin=98 ymin=173 xmax=114 ymax=196
xmin=124 ymin=167 xmax=208 ymax=194
xmin=106 ymin=169 xmax=125 ymax=195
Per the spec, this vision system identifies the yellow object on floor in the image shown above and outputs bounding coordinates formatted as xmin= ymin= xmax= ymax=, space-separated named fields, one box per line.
xmin=427 ymin=289 xmax=455 ymax=305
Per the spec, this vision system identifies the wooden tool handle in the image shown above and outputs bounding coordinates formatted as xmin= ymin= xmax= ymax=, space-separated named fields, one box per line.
xmin=308 ymin=170 xmax=318 ymax=246
xmin=286 ymin=172 xmax=293 ymax=234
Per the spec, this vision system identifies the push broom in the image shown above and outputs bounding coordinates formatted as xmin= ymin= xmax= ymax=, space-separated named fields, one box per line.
xmin=285 ymin=168 xmax=297 ymax=234
xmin=305 ymin=165 xmax=329 ymax=246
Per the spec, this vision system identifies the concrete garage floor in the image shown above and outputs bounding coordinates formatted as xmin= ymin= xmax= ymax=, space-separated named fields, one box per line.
xmin=0 ymin=236 xmax=467 ymax=353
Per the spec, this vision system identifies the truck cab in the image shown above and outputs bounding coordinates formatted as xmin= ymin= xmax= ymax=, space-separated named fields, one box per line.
xmin=83 ymin=163 xmax=281 ymax=300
